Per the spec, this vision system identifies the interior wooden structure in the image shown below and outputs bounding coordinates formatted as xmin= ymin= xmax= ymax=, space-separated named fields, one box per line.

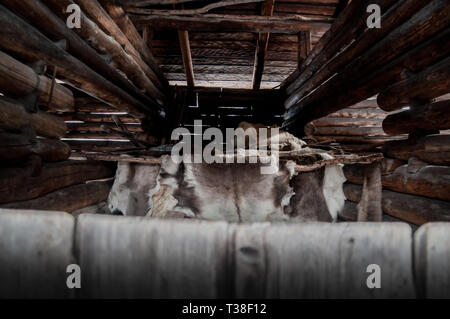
xmin=0 ymin=0 xmax=449 ymax=225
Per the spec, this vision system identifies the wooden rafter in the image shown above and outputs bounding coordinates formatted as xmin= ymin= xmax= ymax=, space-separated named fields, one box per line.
xmin=178 ymin=30 xmax=195 ymax=87
xmin=127 ymin=0 xmax=266 ymax=14
xmin=252 ymin=0 xmax=275 ymax=90
xmin=129 ymin=13 xmax=332 ymax=34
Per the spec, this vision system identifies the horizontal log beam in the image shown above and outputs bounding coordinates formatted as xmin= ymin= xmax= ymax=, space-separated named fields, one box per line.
xmin=44 ymin=0 xmax=165 ymax=102
xmin=129 ymin=13 xmax=332 ymax=34
xmin=0 ymin=4 xmax=159 ymax=119
xmin=284 ymin=1 xmax=450 ymax=133
xmin=0 ymin=180 xmax=112 ymax=213
xmin=311 ymin=117 xmax=382 ymax=127
xmin=58 ymin=113 xmax=139 ymax=124
xmin=328 ymin=108 xmax=388 ymax=119
xmin=1 ymin=0 xmax=157 ymax=112
xmin=285 ymin=0 xmax=429 ymax=108
xmin=0 ymin=50 xmax=74 ymax=111
xmin=76 ymin=0 xmax=166 ymax=93
xmin=285 ymin=0 xmax=384 ymax=95
xmin=305 ymin=125 xmax=386 ymax=136
xmin=0 ymin=160 xmax=116 ymax=204
xmin=313 ymin=135 xmax=402 ymax=145
xmin=66 ymin=122 xmax=143 ymax=133
xmin=99 ymin=0 xmax=169 ymax=88
xmin=383 ymin=100 xmax=450 ymax=135
xmin=344 ymin=182 xmax=450 ymax=225
xmin=378 ymin=55 xmax=450 ymax=111
xmin=344 ymin=163 xmax=450 ymax=201
xmin=0 ymin=132 xmax=71 ymax=162
xmin=0 ymin=97 xmax=67 ymax=138
xmin=381 ymin=134 xmax=450 ymax=165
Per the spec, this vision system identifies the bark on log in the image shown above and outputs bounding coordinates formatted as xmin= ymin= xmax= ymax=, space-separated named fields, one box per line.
xmin=0 ymin=51 xmax=74 ymax=111
xmin=0 ymin=4 xmax=151 ymax=119
xmin=381 ymin=134 xmax=450 ymax=165
xmin=313 ymin=135 xmax=401 ymax=145
xmin=129 ymin=13 xmax=332 ymax=34
xmin=328 ymin=108 xmax=388 ymax=119
xmin=1 ymin=0 xmax=157 ymax=109
xmin=99 ymin=0 xmax=169 ymax=89
xmin=0 ymin=97 xmax=67 ymax=138
xmin=0 ymin=160 xmax=116 ymax=204
xmin=43 ymin=0 xmax=165 ymax=102
xmin=0 ymin=180 xmax=112 ymax=213
xmin=344 ymin=163 xmax=450 ymax=201
xmin=311 ymin=117 xmax=383 ymax=127
xmin=383 ymin=100 xmax=450 ymax=135
xmin=66 ymin=122 xmax=143 ymax=133
xmin=378 ymin=56 xmax=450 ymax=111
xmin=344 ymin=183 xmax=450 ymax=225
xmin=306 ymin=125 xmax=387 ymax=136
xmin=0 ymin=132 xmax=71 ymax=162
xmin=75 ymin=0 xmax=166 ymax=93
xmin=286 ymin=0 xmax=396 ymax=95
xmin=285 ymin=0 xmax=429 ymax=107
xmin=284 ymin=1 xmax=450 ymax=133
xmin=57 ymin=113 xmax=139 ymax=124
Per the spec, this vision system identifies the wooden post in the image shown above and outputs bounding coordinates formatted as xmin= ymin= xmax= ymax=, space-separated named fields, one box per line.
xmin=357 ymin=162 xmax=383 ymax=221
xmin=178 ymin=30 xmax=195 ymax=87
xmin=252 ymin=0 xmax=275 ymax=90
xmin=297 ymin=30 xmax=311 ymax=69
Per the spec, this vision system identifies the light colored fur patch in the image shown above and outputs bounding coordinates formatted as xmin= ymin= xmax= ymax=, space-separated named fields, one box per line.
xmin=320 ymin=153 xmax=347 ymax=222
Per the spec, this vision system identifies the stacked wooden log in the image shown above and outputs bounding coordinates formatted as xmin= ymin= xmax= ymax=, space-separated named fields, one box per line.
xmin=303 ymin=98 xmax=406 ymax=151
xmin=0 ymin=0 xmax=169 ymax=128
xmin=342 ymin=92 xmax=450 ymax=225
xmin=0 ymin=160 xmax=116 ymax=213
xmin=283 ymin=0 xmax=450 ymax=136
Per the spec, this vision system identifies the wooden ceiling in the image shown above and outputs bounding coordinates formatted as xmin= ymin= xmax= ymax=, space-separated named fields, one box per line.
xmin=122 ymin=0 xmax=342 ymax=89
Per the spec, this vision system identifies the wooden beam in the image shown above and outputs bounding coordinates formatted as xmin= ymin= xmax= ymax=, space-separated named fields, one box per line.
xmin=76 ymin=0 xmax=166 ymax=93
xmin=0 ymin=50 xmax=74 ymax=112
xmin=252 ymin=0 xmax=275 ymax=90
xmin=1 ymin=0 xmax=156 ymax=109
xmin=0 ymin=4 xmax=150 ymax=118
xmin=128 ymin=0 xmax=266 ymax=15
xmin=0 ymin=97 xmax=67 ymax=139
xmin=0 ymin=181 xmax=112 ymax=213
xmin=383 ymin=100 xmax=450 ymax=135
xmin=285 ymin=0 xmax=428 ymax=108
xmin=178 ymin=30 xmax=195 ymax=87
xmin=381 ymin=134 xmax=450 ymax=166
xmin=285 ymin=0 xmax=378 ymax=94
xmin=130 ymin=13 xmax=332 ymax=34
xmin=0 ymin=132 xmax=71 ymax=162
xmin=377 ymin=55 xmax=450 ymax=111
xmin=0 ymin=160 xmax=116 ymax=204
xmin=44 ymin=0 xmax=165 ymax=102
xmin=284 ymin=1 xmax=450 ymax=133
xmin=334 ymin=0 xmax=350 ymax=18
xmin=122 ymin=0 xmax=205 ymax=6
xmin=98 ymin=0 xmax=170 ymax=90
xmin=344 ymin=183 xmax=450 ymax=226
xmin=344 ymin=162 xmax=450 ymax=202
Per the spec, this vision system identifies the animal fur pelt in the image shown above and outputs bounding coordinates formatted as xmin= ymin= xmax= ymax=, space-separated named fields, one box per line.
xmin=147 ymin=154 xmax=346 ymax=223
